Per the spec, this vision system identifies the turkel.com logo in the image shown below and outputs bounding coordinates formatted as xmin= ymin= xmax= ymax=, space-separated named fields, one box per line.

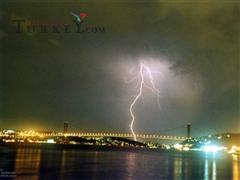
xmin=70 ymin=11 xmax=88 ymax=24
xmin=12 ymin=11 xmax=105 ymax=34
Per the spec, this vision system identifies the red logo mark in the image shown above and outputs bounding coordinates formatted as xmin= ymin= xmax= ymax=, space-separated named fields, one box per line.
xmin=80 ymin=13 xmax=87 ymax=21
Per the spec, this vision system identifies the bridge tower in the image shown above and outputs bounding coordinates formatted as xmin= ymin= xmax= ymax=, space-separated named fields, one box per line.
xmin=187 ymin=123 xmax=191 ymax=139
xmin=63 ymin=122 xmax=69 ymax=133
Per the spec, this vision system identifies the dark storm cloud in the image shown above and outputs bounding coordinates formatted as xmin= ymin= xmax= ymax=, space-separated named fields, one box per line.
xmin=0 ymin=1 xmax=239 ymax=135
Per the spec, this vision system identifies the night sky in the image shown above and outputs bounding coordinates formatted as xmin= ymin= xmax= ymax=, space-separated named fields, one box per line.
xmin=0 ymin=1 xmax=239 ymax=136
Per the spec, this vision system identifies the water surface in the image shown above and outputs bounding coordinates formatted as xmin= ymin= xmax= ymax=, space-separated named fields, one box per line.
xmin=0 ymin=146 xmax=239 ymax=180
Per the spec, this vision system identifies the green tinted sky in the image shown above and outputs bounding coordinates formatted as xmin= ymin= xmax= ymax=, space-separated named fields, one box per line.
xmin=0 ymin=0 xmax=239 ymax=136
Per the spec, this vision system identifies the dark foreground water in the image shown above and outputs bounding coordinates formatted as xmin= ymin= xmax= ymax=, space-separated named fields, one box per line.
xmin=0 ymin=146 xmax=239 ymax=180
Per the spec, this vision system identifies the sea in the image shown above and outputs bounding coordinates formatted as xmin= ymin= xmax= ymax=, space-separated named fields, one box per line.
xmin=0 ymin=146 xmax=239 ymax=180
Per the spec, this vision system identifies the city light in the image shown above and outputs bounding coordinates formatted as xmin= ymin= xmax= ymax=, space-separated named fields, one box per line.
xmin=0 ymin=128 xmax=239 ymax=157
xmin=174 ymin=143 xmax=183 ymax=150
xmin=46 ymin=139 xmax=55 ymax=144
xmin=202 ymin=145 xmax=226 ymax=153
xmin=228 ymin=145 xmax=240 ymax=154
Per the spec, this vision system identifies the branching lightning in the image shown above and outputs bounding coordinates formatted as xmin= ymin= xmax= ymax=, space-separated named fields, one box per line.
xmin=129 ymin=63 xmax=161 ymax=141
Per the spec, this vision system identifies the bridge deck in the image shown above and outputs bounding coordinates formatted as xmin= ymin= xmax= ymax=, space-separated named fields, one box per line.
xmin=41 ymin=132 xmax=187 ymax=141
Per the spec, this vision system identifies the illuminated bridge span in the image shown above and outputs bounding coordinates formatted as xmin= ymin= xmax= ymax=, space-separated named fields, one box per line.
xmin=45 ymin=132 xmax=187 ymax=141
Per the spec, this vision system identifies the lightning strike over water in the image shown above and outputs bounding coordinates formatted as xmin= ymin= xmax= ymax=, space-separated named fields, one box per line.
xmin=129 ymin=63 xmax=161 ymax=141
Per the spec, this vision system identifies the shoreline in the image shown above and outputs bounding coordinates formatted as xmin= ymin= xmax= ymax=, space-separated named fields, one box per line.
xmin=0 ymin=142 xmax=157 ymax=151
xmin=0 ymin=142 xmax=234 ymax=160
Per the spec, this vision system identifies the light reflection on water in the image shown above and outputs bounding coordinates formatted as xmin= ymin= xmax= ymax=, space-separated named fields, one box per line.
xmin=0 ymin=147 xmax=238 ymax=179
xmin=233 ymin=155 xmax=239 ymax=180
xmin=204 ymin=159 xmax=208 ymax=180
xmin=126 ymin=152 xmax=136 ymax=180
xmin=173 ymin=157 xmax=182 ymax=179
xmin=14 ymin=148 xmax=41 ymax=180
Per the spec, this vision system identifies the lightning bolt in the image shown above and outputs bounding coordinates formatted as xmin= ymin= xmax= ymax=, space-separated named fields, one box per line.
xmin=129 ymin=63 xmax=160 ymax=141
